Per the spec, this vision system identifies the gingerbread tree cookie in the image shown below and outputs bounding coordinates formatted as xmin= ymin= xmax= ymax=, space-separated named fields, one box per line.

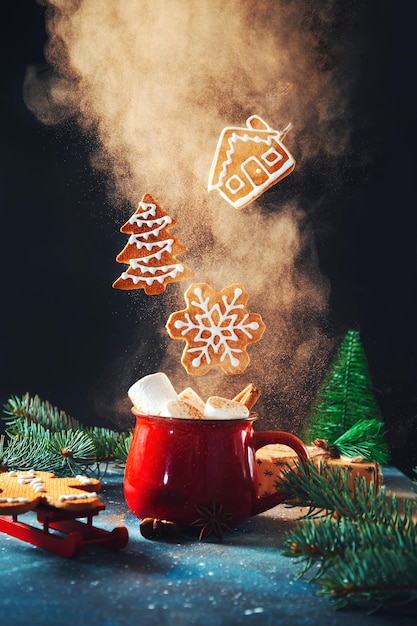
xmin=166 ymin=282 xmax=266 ymax=376
xmin=113 ymin=193 xmax=194 ymax=295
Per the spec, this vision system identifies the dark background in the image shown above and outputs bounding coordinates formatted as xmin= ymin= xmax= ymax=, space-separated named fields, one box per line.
xmin=1 ymin=2 xmax=416 ymax=475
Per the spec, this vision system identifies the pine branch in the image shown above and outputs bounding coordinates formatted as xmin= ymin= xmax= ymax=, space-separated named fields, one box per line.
xmin=1 ymin=393 xmax=132 ymax=477
xmin=3 ymin=393 xmax=81 ymax=432
xmin=332 ymin=419 xmax=390 ymax=464
xmin=83 ymin=427 xmax=133 ymax=476
xmin=280 ymin=462 xmax=417 ymax=610
xmin=277 ymin=460 xmax=379 ymax=519
xmin=47 ymin=429 xmax=98 ymax=476
xmin=113 ymin=431 xmax=133 ymax=466
xmin=85 ymin=427 xmax=119 ymax=459
xmin=279 ymin=461 xmax=417 ymax=527
xmin=319 ymin=548 xmax=417 ymax=611
xmin=284 ymin=514 xmax=417 ymax=580
xmin=283 ymin=516 xmax=356 ymax=579
xmin=0 ymin=423 xmax=58 ymax=472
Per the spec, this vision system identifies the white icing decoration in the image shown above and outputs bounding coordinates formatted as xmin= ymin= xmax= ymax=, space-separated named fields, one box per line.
xmin=32 ymin=484 xmax=46 ymax=493
xmin=121 ymin=264 xmax=184 ymax=286
xmin=128 ymin=261 xmax=184 ymax=276
xmin=15 ymin=475 xmax=47 ymax=491
xmin=128 ymin=215 xmax=172 ymax=240
xmin=226 ymin=174 xmax=245 ymax=194
xmin=129 ymin=202 xmax=156 ymax=220
xmin=261 ymin=146 xmax=283 ymax=165
xmin=127 ymin=239 xmax=174 ymax=263
xmin=0 ymin=497 xmax=30 ymax=504
xmin=17 ymin=470 xmax=37 ymax=484
xmin=75 ymin=475 xmax=93 ymax=484
xmin=58 ymin=492 xmax=97 ymax=502
xmin=172 ymin=286 xmax=261 ymax=369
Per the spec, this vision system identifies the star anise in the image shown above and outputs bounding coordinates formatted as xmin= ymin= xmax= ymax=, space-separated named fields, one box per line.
xmin=191 ymin=502 xmax=233 ymax=542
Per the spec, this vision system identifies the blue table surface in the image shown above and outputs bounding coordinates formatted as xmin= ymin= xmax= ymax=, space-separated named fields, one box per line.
xmin=0 ymin=467 xmax=416 ymax=626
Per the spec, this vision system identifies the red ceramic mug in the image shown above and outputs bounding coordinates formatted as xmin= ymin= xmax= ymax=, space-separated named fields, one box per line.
xmin=124 ymin=411 xmax=309 ymax=530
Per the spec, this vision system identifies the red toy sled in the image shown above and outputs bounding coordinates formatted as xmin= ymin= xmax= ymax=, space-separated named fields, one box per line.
xmin=0 ymin=503 xmax=129 ymax=557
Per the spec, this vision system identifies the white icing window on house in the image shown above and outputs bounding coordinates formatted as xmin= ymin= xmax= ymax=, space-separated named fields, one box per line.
xmin=261 ymin=147 xmax=283 ymax=166
xmin=226 ymin=174 xmax=245 ymax=194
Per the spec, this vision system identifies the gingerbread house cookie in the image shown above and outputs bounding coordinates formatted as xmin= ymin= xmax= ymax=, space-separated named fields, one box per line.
xmin=208 ymin=115 xmax=295 ymax=209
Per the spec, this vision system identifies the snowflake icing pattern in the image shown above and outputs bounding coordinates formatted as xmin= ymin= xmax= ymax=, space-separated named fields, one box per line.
xmin=166 ymin=283 xmax=266 ymax=375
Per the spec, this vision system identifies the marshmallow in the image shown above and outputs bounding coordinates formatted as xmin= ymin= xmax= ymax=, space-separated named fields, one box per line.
xmin=128 ymin=372 xmax=178 ymax=416
xmin=178 ymin=387 xmax=206 ymax=415
xmin=203 ymin=396 xmax=250 ymax=419
xmin=162 ymin=399 xmax=204 ymax=419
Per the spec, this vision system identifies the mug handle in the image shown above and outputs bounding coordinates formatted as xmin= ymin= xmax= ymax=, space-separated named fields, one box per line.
xmin=250 ymin=431 xmax=309 ymax=517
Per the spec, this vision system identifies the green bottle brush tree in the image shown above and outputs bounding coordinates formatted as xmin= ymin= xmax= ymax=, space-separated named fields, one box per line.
xmin=301 ymin=329 xmax=390 ymax=464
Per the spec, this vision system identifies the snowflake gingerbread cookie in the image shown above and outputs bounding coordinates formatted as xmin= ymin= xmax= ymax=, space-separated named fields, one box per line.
xmin=166 ymin=283 xmax=266 ymax=376
xmin=113 ymin=193 xmax=194 ymax=295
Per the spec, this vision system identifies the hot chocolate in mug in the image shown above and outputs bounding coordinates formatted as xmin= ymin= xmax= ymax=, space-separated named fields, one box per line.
xmin=124 ymin=411 xmax=309 ymax=530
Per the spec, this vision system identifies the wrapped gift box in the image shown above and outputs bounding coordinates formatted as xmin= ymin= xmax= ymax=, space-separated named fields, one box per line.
xmin=256 ymin=444 xmax=383 ymax=497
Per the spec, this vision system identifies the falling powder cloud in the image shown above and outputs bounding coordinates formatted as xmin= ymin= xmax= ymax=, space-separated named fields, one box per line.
xmin=24 ymin=0 xmax=357 ymax=430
